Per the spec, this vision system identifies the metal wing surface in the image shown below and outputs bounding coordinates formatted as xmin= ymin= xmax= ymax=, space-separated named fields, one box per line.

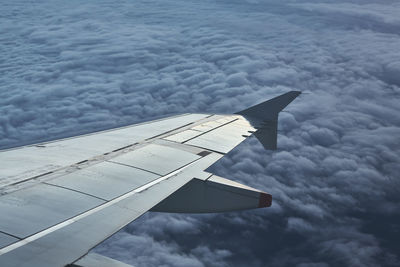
xmin=0 ymin=91 xmax=300 ymax=267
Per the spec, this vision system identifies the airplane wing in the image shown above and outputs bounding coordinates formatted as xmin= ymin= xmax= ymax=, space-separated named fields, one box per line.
xmin=0 ymin=91 xmax=301 ymax=267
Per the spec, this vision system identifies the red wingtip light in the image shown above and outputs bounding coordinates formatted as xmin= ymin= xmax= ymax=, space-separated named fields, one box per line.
xmin=258 ymin=193 xmax=272 ymax=208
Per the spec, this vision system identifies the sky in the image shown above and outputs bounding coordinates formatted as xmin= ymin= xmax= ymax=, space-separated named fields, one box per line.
xmin=1 ymin=0 xmax=400 ymax=266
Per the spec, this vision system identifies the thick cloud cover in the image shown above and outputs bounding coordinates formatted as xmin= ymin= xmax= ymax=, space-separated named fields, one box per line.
xmin=1 ymin=0 xmax=400 ymax=266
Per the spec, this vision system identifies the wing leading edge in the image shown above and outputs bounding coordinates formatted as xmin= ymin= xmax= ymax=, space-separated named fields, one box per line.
xmin=0 ymin=91 xmax=301 ymax=267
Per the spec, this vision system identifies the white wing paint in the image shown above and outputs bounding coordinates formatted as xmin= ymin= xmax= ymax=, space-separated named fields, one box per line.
xmin=0 ymin=91 xmax=301 ymax=267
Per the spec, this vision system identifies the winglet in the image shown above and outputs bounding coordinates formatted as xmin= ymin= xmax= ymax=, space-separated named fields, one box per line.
xmin=236 ymin=91 xmax=301 ymax=122
xmin=235 ymin=91 xmax=301 ymax=150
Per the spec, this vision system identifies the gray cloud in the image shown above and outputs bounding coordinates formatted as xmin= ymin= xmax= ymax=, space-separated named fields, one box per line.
xmin=1 ymin=0 xmax=400 ymax=266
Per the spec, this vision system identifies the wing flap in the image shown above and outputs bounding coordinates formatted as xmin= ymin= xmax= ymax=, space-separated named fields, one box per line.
xmin=184 ymin=118 xmax=255 ymax=154
xmin=47 ymin=161 xmax=160 ymax=201
xmin=108 ymin=144 xmax=200 ymax=176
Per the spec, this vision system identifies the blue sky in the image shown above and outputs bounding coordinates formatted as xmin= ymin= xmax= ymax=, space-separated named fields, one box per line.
xmin=1 ymin=0 xmax=400 ymax=266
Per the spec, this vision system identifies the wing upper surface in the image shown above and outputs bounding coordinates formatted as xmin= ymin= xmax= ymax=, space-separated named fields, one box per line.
xmin=0 ymin=113 xmax=250 ymax=267
xmin=0 ymin=91 xmax=301 ymax=266
xmin=0 ymin=152 xmax=222 ymax=267
xmin=0 ymin=113 xmax=208 ymax=189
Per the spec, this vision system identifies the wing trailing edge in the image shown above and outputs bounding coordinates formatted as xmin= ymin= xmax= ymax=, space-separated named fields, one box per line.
xmin=236 ymin=91 xmax=301 ymax=150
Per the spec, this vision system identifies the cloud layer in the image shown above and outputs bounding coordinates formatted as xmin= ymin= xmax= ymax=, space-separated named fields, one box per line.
xmin=1 ymin=0 xmax=400 ymax=266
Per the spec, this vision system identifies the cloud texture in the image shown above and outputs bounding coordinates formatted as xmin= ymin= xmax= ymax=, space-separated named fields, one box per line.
xmin=1 ymin=0 xmax=400 ymax=266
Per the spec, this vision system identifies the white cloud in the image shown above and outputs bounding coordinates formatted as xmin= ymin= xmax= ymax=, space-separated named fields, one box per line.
xmin=1 ymin=0 xmax=400 ymax=266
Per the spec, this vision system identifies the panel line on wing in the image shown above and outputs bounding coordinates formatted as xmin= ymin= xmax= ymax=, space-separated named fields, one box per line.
xmin=9 ymin=171 xmax=54 ymax=186
xmin=0 ymin=157 xmax=204 ymax=256
xmin=43 ymin=182 xmax=108 ymax=202
xmin=106 ymin=160 xmax=163 ymax=177
xmin=111 ymin=144 xmax=136 ymax=153
xmin=108 ymin=153 xmax=202 ymax=182
xmin=0 ymin=232 xmax=21 ymax=241
xmin=144 ymin=122 xmax=195 ymax=141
